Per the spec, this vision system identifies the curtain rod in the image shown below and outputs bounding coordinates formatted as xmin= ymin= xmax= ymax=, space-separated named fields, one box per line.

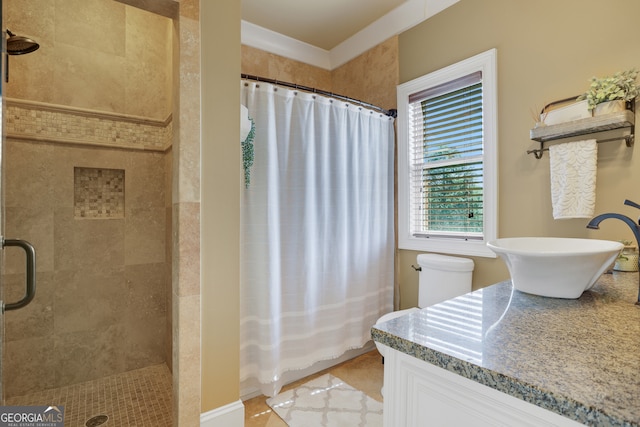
xmin=241 ymin=74 xmax=397 ymax=118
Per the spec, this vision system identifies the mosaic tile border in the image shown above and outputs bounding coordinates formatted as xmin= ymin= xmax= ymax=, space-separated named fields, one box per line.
xmin=5 ymin=98 xmax=172 ymax=151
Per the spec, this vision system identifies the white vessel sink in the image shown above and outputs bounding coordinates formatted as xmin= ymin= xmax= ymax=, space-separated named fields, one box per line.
xmin=487 ymin=237 xmax=624 ymax=299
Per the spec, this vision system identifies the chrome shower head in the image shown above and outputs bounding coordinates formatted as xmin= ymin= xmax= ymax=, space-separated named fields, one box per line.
xmin=6 ymin=29 xmax=39 ymax=55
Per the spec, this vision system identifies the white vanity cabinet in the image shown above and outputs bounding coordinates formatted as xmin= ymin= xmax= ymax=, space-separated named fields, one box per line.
xmin=382 ymin=345 xmax=583 ymax=427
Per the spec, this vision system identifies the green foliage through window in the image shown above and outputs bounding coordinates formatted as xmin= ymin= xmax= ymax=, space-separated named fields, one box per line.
xmin=410 ymin=80 xmax=484 ymax=237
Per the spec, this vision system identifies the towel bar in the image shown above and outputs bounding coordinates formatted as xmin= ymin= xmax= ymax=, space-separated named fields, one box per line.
xmin=527 ymin=134 xmax=635 ymax=159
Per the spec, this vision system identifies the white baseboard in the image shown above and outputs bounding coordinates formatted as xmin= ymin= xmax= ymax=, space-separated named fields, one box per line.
xmin=200 ymin=400 xmax=244 ymax=427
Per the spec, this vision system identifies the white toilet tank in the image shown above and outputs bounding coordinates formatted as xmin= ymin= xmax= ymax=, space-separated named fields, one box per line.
xmin=417 ymin=253 xmax=474 ymax=308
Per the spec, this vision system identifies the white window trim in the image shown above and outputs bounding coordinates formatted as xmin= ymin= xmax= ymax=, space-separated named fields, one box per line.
xmin=397 ymin=48 xmax=498 ymax=258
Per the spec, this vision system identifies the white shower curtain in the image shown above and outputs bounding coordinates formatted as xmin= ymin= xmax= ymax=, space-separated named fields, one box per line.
xmin=240 ymin=80 xmax=395 ymax=397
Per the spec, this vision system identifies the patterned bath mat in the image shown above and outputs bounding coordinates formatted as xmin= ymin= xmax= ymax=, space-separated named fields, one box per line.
xmin=266 ymin=374 xmax=383 ymax=427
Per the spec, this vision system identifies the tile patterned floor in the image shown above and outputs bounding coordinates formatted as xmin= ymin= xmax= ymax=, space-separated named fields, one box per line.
xmin=244 ymin=350 xmax=384 ymax=427
xmin=4 ymin=364 xmax=172 ymax=427
xmin=4 ymin=353 xmax=381 ymax=427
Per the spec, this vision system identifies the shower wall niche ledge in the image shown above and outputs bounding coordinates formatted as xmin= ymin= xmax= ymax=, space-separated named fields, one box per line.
xmin=5 ymin=98 xmax=172 ymax=152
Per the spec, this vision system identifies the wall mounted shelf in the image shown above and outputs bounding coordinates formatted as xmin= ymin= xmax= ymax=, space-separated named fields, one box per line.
xmin=528 ymin=109 xmax=635 ymax=159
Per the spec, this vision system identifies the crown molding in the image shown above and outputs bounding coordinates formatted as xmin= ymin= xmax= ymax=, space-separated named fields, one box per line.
xmin=241 ymin=0 xmax=459 ymax=71
xmin=241 ymin=20 xmax=331 ymax=70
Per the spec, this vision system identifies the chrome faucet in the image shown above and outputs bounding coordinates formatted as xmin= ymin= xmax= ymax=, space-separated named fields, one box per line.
xmin=586 ymin=199 xmax=640 ymax=305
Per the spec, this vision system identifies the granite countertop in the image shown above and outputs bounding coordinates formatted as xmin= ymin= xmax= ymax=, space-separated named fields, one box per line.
xmin=371 ymin=272 xmax=640 ymax=427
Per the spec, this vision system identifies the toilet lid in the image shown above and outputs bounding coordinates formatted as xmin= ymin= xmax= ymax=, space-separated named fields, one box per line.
xmin=417 ymin=253 xmax=474 ymax=272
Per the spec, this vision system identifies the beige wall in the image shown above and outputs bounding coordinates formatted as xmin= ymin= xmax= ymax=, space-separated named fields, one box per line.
xmin=201 ymin=0 xmax=241 ymax=413
xmin=397 ymin=0 xmax=640 ymax=307
xmin=4 ymin=0 xmax=173 ymax=121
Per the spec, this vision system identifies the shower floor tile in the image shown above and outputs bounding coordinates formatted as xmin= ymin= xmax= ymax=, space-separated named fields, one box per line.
xmin=4 ymin=363 xmax=172 ymax=427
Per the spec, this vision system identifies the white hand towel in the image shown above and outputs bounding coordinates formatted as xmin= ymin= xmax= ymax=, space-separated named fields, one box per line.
xmin=549 ymin=139 xmax=597 ymax=219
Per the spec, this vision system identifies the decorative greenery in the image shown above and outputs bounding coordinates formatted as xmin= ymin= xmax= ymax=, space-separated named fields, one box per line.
xmin=577 ymin=68 xmax=639 ymax=110
xmin=617 ymin=239 xmax=635 ymax=261
xmin=242 ymin=118 xmax=255 ymax=188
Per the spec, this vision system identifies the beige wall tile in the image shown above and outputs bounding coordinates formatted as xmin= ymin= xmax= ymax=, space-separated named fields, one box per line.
xmin=165 ymin=207 xmax=173 ymax=372
xmin=122 ymin=315 xmax=166 ymax=371
xmin=53 ymin=208 xmax=125 ymax=271
xmin=4 ymin=272 xmax=54 ymax=342
xmin=4 ymin=207 xmax=54 ymax=273
xmin=179 ymin=0 xmax=199 ymax=21
xmin=3 ymin=336 xmax=55 ymax=397
xmin=54 ymin=0 xmax=126 ymax=56
xmin=4 ymin=0 xmax=56 ymax=103
xmin=172 ymin=293 xmax=201 ymax=426
xmin=126 ymin=151 xmax=166 ymax=208
xmin=4 ymin=0 xmax=55 ymax=44
xmin=124 ymin=263 xmax=167 ymax=321
xmin=4 ymin=140 xmax=55 ymax=210
xmin=173 ymin=16 xmax=200 ymax=204
xmin=241 ymin=45 xmax=332 ymax=91
xmin=53 ymin=267 xmax=126 ymax=334
xmin=125 ymin=6 xmax=173 ymax=118
xmin=125 ymin=206 xmax=166 ymax=265
xmin=332 ymin=36 xmax=399 ymax=111
xmin=53 ymin=325 xmax=127 ymax=387
xmin=172 ymin=202 xmax=200 ymax=297
xmin=165 ymin=147 xmax=174 ymax=207
xmin=6 ymin=0 xmax=172 ymax=120
xmin=114 ymin=0 xmax=178 ymax=19
xmin=164 ymin=149 xmax=173 ymax=372
xmin=53 ymin=43 xmax=127 ymax=114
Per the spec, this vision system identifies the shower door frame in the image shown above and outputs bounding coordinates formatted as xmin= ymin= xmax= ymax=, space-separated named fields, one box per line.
xmin=0 ymin=0 xmax=5 ymax=402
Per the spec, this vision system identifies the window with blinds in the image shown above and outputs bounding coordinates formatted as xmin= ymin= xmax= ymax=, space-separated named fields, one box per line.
xmin=408 ymin=72 xmax=484 ymax=239
xmin=397 ymin=48 xmax=497 ymax=257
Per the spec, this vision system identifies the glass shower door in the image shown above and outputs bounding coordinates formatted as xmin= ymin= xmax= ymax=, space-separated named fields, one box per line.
xmin=0 ymin=4 xmax=6 ymax=401
xmin=0 ymin=11 xmax=41 ymax=403
xmin=0 ymin=12 xmax=40 ymax=404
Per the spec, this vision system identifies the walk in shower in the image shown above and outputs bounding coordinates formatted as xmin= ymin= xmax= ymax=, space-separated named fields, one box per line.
xmin=2 ymin=1 xmax=174 ymax=425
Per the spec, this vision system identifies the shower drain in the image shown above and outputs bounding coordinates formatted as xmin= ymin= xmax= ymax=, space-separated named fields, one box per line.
xmin=85 ymin=415 xmax=109 ymax=427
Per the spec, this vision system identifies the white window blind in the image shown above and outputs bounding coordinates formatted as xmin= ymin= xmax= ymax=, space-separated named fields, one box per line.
xmin=408 ymin=72 xmax=484 ymax=240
